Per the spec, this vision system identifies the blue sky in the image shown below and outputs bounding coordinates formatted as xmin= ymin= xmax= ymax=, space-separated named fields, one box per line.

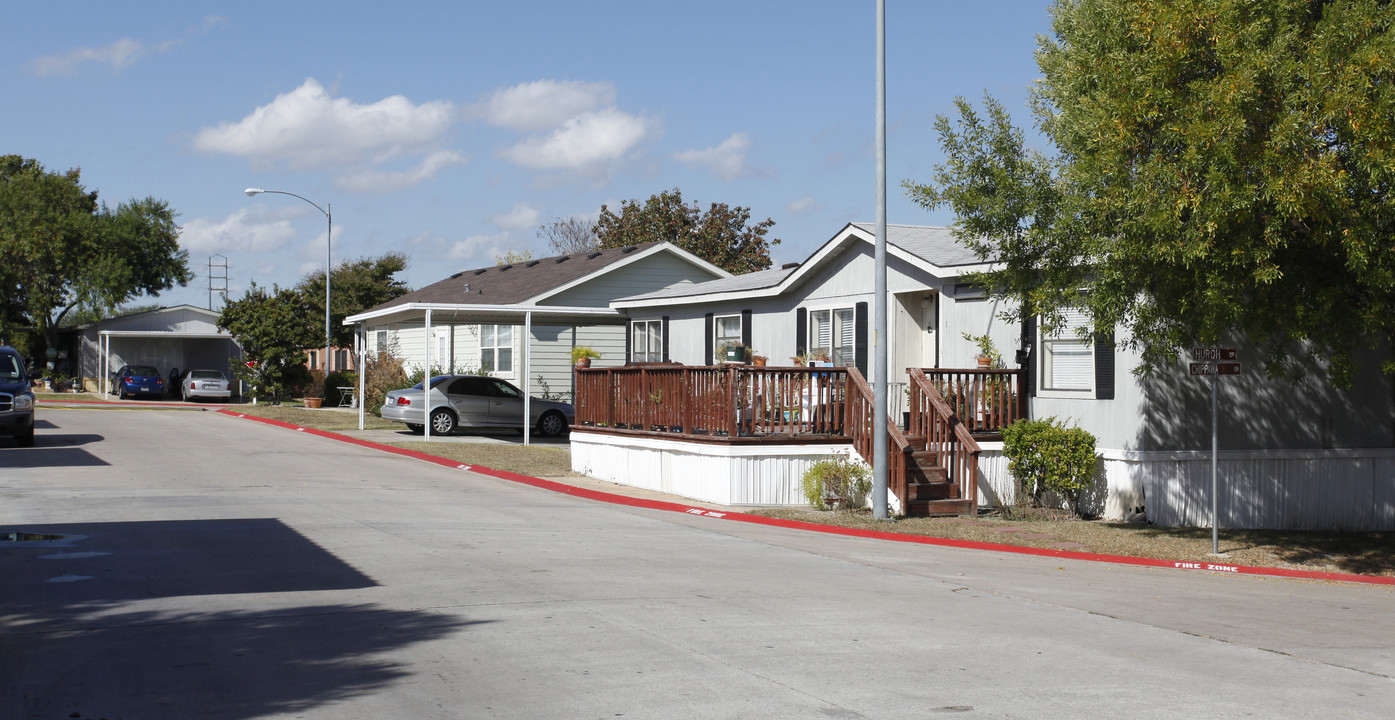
xmin=3 ymin=2 xmax=1055 ymax=309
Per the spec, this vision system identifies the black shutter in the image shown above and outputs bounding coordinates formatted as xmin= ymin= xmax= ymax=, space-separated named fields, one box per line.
xmin=624 ymin=322 xmax=632 ymax=364
xmin=795 ymin=307 xmax=807 ymax=356
xmin=704 ymin=313 xmax=714 ymax=365
xmin=1024 ymin=314 xmax=1037 ymax=397
xmin=741 ymin=309 xmax=752 ymax=349
xmin=1094 ymin=327 xmax=1116 ymax=400
xmin=854 ymin=301 xmax=868 ymax=377
xmin=662 ymin=316 xmax=670 ymax=362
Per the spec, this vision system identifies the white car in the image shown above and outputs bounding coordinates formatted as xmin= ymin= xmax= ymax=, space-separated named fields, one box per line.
xmin=180 ymin=369 xmax=232 ymax=402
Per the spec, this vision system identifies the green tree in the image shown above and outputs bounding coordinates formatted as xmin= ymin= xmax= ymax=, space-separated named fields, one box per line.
xmin=217 ymin=281 xmax=318 ymax=402
xmin=295 ymin=252 xmax=411 ymax=350
xmin=595 ymin=188 xmax=779 ymax=274
xmin=0 ymin=155 xmax=191 ymax=351
xmin=906 ymin=0 xmax=1395 ymax=385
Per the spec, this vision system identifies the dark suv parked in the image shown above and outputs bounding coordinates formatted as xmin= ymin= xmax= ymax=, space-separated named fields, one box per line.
xmin=0 ymin=346 xmax=35 ymax=447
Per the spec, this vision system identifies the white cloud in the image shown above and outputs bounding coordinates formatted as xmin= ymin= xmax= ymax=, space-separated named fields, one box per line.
xmin=471 ymin=80 xmax=616 ymax=133
xmin=447 ymin=232 xmax=511 ymax=261
xmin=192 ymin=78 xmax=458 ymax=177
xmin=674 ymin=133 xmax=757 ymax=181
xmin=179 ymin=208 xmax=300 ymax=254
xmin=29 ymin=38 xmax=153 ymax=76
xmin=335 ymin=150 xmax=467 ymax=193
xmin=787 ymin=196 xmax=819 ymax=215
xmin=489 ymin=202 xmax=541 ymax=231
xmin=500 ymin=108 xmax=652 ymax=175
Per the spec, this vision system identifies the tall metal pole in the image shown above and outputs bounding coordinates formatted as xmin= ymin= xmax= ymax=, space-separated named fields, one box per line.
xmin=872 ymin=0 xmax=890 ymax=519
xmin=243 ymin=188 xmax=332 ymax=379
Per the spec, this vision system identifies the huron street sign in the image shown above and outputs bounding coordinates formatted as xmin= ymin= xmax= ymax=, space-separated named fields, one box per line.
xmin=1191 ymin=347 xmax=1238 ymax=361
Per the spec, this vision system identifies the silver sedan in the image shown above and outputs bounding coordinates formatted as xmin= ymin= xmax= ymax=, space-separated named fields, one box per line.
xmin=382 ymin=375 xmax=574 ymax=437
xmin=179 ymin=369 xmax=232 ymax=402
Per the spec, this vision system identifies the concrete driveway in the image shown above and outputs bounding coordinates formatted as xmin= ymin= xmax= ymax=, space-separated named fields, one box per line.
xmin=1 ymin=406 xmax=1391 ymax=719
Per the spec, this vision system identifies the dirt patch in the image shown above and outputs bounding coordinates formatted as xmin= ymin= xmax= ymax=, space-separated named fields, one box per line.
xmin=748 ymin=507 xmax=1395 ymax=578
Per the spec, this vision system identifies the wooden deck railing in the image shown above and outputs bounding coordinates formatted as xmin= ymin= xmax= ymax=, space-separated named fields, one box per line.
xmin=843 ymin=368 xmax=914 ymax=506
xmin=921 ymin=368 xmax=1027 ymax=436
xmin=908 ymin=368 xmax=982 ymax=508
xmin=575 ymin=365 xmax=849 ymax=439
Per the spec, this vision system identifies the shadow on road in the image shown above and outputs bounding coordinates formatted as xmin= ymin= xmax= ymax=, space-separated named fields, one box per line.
xmin=0 ymin=518 xmax=480 ymax=718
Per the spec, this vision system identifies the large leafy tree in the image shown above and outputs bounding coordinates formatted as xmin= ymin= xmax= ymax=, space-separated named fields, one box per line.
xmin=217 ymin=281 xmax=318 ymax=401
xmin=595 ymin=188 xmax=779 ymax=274
xmin=295 ymin=252 xmax=411 ymax=349
xmin=0 ymin=155 xmax=190 ymax=350
xmin=906 ymin=0 xmax=1395 ymax=385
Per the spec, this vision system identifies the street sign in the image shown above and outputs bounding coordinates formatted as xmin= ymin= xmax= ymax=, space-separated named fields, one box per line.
xmin=1189 ymin=362 xmax=1241 ymax=376
xmin=245 ymin=361 xmax=256 ymax=369
xmin=1191 ymin=347 xmax=1237 ymax=361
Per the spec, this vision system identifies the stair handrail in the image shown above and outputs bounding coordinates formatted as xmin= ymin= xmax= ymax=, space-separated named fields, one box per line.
xmin=844 ymin=367 xmax=914 ymax=509
xmin=908 ymin=368 xmax=981 ymax=509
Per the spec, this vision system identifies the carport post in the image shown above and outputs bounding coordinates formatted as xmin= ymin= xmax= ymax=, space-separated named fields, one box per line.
xmin=523 ymin=311 xmax=532 ymax=446
xmin=357 ymin=324 xmax=365 ymax=430
xmin=424 ymin=309 xmax=432 ymax=442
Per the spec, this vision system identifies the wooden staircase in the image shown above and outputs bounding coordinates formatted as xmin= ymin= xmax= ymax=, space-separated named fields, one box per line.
xmin=845 ymin=368 xmax=980 ymax=517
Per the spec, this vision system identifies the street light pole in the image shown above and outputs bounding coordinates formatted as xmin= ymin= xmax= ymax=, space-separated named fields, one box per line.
xmin=244 ymin=188 xmax=332 ymax=378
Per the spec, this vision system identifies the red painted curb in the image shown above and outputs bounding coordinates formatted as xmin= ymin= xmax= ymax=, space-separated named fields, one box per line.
xmin=219 ymin=408 xmax=1395 ymax=588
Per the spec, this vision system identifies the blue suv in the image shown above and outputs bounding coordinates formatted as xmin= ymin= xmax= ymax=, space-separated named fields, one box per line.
xmin=0 ymin=346 xmax=35 ymax=447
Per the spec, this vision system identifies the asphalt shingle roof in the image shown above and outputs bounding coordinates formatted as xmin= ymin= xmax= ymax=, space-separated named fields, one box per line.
xmin=849 ymin=223 xmax=985 ymax=267
xmin=368 ymin=242 xmax=663 ymax=311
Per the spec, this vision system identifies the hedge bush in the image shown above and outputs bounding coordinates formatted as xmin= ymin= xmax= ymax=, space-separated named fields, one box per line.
xmin=1001 ymin=417 xmax=1097 ymax=515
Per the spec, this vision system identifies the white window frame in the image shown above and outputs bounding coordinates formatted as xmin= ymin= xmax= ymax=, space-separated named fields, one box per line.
xmin=479 ymin=324 xmax=514 ymax=376
xmin=1038 ymin=308 xmax=1094 ymax=398
xmin=375 ymin=330 xmax=388 ymax=354
xmin=631 ymin=320 xmax=663 ymax=363
xmin=714 ymin=314 xmax=742 ymax=360
xmin=808 ymin=306 xmax=856 ymax=367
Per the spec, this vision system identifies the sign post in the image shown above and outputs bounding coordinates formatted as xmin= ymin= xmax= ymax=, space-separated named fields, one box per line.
xmin=1190 ymin=348 xmax=1239 ymax=556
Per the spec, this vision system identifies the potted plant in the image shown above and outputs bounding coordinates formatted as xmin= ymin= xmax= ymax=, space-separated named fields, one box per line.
xmin=571 ymin=346 xmax=601 ymax=368
xmin=303 ymin=369 xmax=325 ymax=408
xmin=716 ymin=340 xmax=749 ymax=364
xmin=751 ymin=353 xmax=768 ymax=367
xmin=963 ymin=332 xmax=1003 ymax=369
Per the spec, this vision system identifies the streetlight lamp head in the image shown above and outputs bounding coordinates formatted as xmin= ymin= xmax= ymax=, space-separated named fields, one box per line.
xmin=244 ymin=188 xmax=264 ymax=197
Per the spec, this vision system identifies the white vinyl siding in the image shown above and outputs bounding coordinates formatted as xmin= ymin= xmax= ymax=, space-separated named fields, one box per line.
xmin=1041 ymin=307 xmax=1092 ymax=392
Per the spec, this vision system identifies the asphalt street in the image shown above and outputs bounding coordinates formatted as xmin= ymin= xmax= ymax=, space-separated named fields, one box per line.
xmin=1 ymin=406 xmax=1391 ymax=719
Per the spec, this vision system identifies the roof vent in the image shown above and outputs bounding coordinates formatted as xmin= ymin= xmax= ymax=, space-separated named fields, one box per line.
xmin=781 ymin=262 xmax=800 ymax=270
xmin=587 ymin=252 xmax=603 ymax=259
xmin=622 ymin=246 xmax=637 ymax=254
xmin=462 ymin=283 xmax=470 ymax=293
xmin=450 ymin=272 xmax=464 ymax=279
xmin=526 ymin=260 xmax=541 ymax=267
xmin=500 ymin=264 xmax=512 ymax=271
xmin=554 ymin=256 xmax=569 ymax=263
xmin=473 ymin=269 xmax=487 ymax=276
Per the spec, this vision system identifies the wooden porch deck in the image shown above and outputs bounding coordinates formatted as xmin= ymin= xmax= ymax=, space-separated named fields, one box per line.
xmin=574 ymin=364 xmax=1027 ymax=516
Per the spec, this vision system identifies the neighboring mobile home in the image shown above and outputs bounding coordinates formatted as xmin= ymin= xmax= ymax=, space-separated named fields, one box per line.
xmin=346 ymin=242 xmax=730 ymax=406
xmin=573 ymin=222 xmax=1395 ymax=530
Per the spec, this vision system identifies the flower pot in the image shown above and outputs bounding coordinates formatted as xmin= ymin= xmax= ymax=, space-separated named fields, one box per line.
xmin=724 ymin=346 xmax=749 ymax=364
xmin=752 ymin=356 xmax=768 ymax=367
xmin=304 ymin=397 xmax=323 ymax=409
xmin=575 ymin=358 xmax=591 ymax=369
xmin=976 ymin=355 xmax=992 ymax=369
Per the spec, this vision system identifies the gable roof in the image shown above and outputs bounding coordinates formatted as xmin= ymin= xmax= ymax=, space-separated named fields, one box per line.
xmin=365 ymin=242 xmax=727 ymax=312
xmin=613 ymin=223 xmax=992 ymax=308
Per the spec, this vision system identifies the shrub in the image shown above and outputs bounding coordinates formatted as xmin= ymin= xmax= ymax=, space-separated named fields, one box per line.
xmin=1002 ymin=417 xmax=1097 ymax=515
xmin=364 ymin=352 xmax=409 ymax=416
xmin=801 ymin=453 xmax=872 ymax=510
xmin=323 ymin=370 xmax=356 ymax=402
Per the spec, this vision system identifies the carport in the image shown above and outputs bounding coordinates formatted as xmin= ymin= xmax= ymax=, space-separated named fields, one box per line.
xmin=98 ymin=330 xmax=244 ymax=396
xmin=344 ymin=303 xmax=626 ymax=445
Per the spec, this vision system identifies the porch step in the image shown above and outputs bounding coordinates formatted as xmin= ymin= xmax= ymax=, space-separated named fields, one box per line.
xmin=906 ymin=498 xmax=975 ymax=517
xmin=905 ymin=481 xmax=961 ymax=500
xmin=906 ymin=451 xmax=948 ymax=484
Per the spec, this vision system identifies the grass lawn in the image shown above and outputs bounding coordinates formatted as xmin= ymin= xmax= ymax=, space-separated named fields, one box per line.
xmin=387 ymin=442 xmax=578 ymax=478
xmin=229 ymin=403 xmax=400 ymax=431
